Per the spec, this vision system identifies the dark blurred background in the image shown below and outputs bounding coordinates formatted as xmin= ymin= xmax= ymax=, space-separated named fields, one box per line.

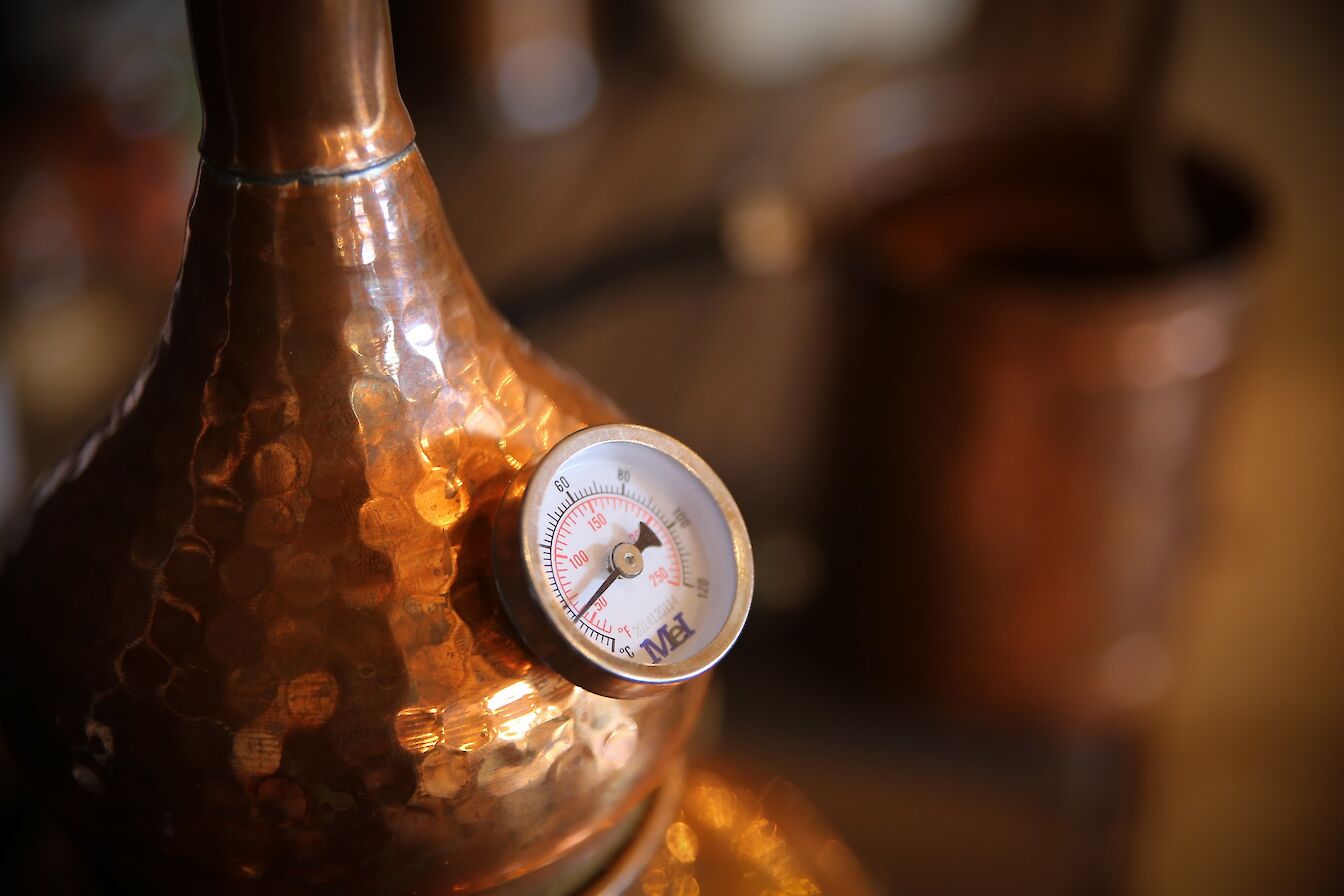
xmin=1 ymin=0 xmax=1342 ymax=893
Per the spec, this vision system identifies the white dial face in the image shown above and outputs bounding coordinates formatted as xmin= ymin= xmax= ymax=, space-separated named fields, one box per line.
xmin=535 ymin=440 xmax=736 ymax=669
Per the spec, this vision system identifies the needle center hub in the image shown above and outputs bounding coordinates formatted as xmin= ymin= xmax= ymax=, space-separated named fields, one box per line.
xmin=610 ymin=542 xmax=644 ymax=578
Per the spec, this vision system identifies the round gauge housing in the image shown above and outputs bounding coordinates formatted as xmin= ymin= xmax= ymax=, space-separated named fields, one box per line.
xmin=493 ymin=424 xmax=753 ymax=698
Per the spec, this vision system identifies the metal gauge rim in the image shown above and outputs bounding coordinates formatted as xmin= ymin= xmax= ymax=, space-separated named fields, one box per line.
xmin=492 ymin=423 xmax=753 ymax=699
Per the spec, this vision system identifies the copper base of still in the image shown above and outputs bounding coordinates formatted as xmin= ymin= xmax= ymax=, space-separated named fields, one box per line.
xmin=0 ymin=2 xmax=873 ymax=893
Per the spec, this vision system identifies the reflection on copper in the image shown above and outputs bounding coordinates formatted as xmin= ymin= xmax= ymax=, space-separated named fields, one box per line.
xmin=0 ymin=1 xmax=707 ymax=892
xmin=616 ymin=770 xmax=876 ymax=896
xmin=186 ymin=0 xmax=414 ymax=176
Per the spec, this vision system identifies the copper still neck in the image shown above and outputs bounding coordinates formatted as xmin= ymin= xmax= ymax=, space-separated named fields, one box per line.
xmin=185 ymin=0 xmax=416 ymax=177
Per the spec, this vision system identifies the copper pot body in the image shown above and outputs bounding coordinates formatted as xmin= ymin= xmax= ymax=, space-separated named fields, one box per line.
xmin=0 ymin=1 xmax=704 ymax=892
xmin=832 ymin=124 xmax=1261 ymax=729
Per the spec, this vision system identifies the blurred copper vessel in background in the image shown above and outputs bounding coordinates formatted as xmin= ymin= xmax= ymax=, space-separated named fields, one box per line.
xmin=0 ymin=0 xmax=709 ymax=891
xmin=832 ymin=121 xmax=1261 ymax=731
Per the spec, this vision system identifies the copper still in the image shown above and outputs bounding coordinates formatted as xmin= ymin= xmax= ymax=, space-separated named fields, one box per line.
xmin=830 ymin=122 xmax=1260 ymax=730
xmin=0 ymin=0 xmax=732 ymax=891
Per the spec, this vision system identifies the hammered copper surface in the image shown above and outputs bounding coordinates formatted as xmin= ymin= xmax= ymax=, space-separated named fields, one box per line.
xmin=0 ymin=3 xmax=706 ymax=892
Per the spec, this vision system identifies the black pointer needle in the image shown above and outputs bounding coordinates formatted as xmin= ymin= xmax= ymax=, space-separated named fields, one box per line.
xmin=576 ymin=568 xmax=622 ymax=620
xmin=575 ymin=522 xmax=662 ymax=618
xmin=631 ymin=521 xmax=663 ymax=553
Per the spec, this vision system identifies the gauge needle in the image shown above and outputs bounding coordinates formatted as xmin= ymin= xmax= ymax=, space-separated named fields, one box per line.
xmin=576 ymin=522 xmax=662 ymax=618
xmin=576 ymin=568 xmax=621 ymax=620
xmin=631 ymin=521 xmax=663 ymax=554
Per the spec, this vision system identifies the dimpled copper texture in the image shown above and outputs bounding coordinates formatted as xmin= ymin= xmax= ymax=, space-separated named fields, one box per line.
xmin=0 ymin=3 xmax=706 ymax=892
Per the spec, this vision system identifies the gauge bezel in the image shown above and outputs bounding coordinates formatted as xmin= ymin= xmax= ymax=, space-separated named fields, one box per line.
xmin=492 ymin=424 xmax=753 ymax=699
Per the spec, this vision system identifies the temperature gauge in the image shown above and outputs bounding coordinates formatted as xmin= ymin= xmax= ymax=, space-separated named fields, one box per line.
xmin=493 ymin=424 xmax=752 ymax=698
